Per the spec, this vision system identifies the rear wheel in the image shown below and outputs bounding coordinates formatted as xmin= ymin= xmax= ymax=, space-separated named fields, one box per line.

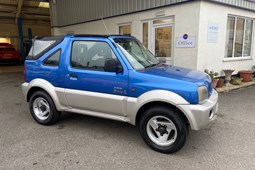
xmin=29 ymin=90 xmax=61 ymax=125
xmin=139 ymin=105 xmax=188 ymax=153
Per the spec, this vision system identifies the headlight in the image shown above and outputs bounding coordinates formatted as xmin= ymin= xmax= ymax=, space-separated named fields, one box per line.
xmin=198 ymin=86 xmax=208 ymax=104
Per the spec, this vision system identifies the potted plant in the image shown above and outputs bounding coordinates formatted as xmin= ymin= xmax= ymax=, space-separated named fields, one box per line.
xmin=223 ymin=69 xmax=234 ymax=86
xmin=230 ymin=77 xmax=243 ymax=85
xmin=216 ymin=78 xmax=225 ymax=88
xmin=239 ymin=70 xmax=253 ymax=82
xmin=204 ymin=69 xmax=218 ymax=88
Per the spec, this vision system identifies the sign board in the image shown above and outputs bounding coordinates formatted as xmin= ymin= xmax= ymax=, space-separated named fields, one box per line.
xmin=207 ymin=23 xmax=219 ymax=43
xmin=176 ymin=34 xmax=196 ymax=48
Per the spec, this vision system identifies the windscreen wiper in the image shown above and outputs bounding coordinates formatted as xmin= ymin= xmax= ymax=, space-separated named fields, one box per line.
xmin=144 ymin=62 xmax=160 ymax=68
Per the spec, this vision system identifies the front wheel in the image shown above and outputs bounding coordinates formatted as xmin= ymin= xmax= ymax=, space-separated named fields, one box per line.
xmin=29 ymin=90 xmax=61 ymax=125
xmin=139 ymin=105 xmax=188 ymax=153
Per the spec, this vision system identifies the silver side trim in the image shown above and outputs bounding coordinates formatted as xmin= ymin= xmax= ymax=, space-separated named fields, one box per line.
xmin=65 ymin=88 xmax=128 ymax=116
xmin=63 ymin=89 xmax=189 ymax=126
xmin=22 ymin=79 xmax=69 ymax=111
xmin=22 ymin=82 xmax=29 ymax=99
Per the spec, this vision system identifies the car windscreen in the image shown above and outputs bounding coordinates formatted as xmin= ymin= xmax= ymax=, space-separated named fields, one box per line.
xmin=114 ymin=38 xmax=159 ymax=70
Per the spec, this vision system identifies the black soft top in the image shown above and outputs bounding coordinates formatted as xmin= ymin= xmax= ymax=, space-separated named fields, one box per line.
xmin=34 ymin=35 xmax=65 ymax=41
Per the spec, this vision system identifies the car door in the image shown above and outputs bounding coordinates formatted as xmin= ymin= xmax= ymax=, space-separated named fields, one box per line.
xmin=64 ymin=38 xmax=128 ymax=116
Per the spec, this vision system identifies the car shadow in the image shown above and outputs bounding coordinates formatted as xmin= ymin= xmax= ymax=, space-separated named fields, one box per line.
xmin=56 ymin=112 xmax=217 ymax=155
xmin=58 ymin=111 xmax=145 ymax=145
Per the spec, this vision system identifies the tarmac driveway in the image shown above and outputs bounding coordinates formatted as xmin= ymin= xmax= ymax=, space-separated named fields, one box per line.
xmin=0 ymin=72 xmax=255 ymax=170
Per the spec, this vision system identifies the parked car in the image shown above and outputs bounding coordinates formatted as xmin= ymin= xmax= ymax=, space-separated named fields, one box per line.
xmin=0 ymin=43 xmax=20 ymax=64
xmin=22 ymin=34 xmax=218 ymax=153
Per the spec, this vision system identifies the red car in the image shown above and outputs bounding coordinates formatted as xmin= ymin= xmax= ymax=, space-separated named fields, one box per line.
xmin=0 ymin=43 xmax=20 ymax=64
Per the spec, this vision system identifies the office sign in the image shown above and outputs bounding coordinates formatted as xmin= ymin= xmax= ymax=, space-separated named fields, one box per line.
xmin=208 ymin=23 xmax=219 ymax=43
xmin=176 ymin=34 xmax=196 ymax=48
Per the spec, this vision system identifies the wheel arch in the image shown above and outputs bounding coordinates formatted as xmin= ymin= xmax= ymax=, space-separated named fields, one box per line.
xmin=25 ymin=79 xmax=66 ymax=111
xmin=27 ymin=86 xmax=47 ymax=102
xmin=127 ymin=90 xmax=191 ymax=126
xmin=135 ymin=101 xmax=190 ymax=128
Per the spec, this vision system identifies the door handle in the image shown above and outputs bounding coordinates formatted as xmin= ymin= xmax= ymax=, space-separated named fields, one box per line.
xmin=69 ymin=73 xmax=78 ymax=78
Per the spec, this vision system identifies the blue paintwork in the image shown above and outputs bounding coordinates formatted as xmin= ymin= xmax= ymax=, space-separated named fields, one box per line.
xmin=128 ymin=64 xmax=212 ymax=104
xmin=25 ymin=35 xmax=212 ymax=104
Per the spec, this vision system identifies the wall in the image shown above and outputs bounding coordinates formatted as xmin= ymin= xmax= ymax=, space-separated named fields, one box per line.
xmin=52 ymin=1 xmax=200 ymax=69
xmin=51 ymin=0 xmax=255 ymax=27
xmin=197 ymin=1 xmax=255 ymax=75
xmin=51 ymin=0 xmax=191 ymax=27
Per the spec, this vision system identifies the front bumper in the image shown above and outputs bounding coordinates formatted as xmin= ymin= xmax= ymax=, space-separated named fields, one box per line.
xmin=178 ymin=89 xmax=218 ymax=130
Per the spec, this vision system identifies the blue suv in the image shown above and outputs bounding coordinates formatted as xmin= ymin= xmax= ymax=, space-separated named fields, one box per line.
xmin=22 ymin=34 xmax=218 ymax=153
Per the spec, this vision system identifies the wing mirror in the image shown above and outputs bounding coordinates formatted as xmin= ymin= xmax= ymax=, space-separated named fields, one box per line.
xmin=104 ymin=58 xmax=123 ymax=73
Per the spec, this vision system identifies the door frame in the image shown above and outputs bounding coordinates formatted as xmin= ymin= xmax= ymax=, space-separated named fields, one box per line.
xmin=152 ymin=23 xmax=174 ymax=65
xmin=64 ymin=38 xmax=129 ymax=116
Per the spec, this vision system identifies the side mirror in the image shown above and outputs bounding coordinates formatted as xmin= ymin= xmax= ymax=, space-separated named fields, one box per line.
xmin=104 ymin=58 xmax=123 ymax=73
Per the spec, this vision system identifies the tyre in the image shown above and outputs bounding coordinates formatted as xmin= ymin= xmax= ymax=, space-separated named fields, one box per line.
xmin=29 ymin=90 xmax=61 ymax=125
xmin=139 ymin=105 xmax=188 ymax=153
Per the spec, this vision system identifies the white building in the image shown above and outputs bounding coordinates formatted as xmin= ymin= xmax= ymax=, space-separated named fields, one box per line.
xmin=50 ymin=0 xmax=255 ymax=75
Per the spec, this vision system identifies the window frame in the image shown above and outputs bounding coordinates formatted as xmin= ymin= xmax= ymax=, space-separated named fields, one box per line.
xmin=225 ymin=15 xmax=254 ymax=60
xmin=43 ymin=48 xmax=62 ymax=67
xmin=70 ymin=40 xmax=123 ymax=72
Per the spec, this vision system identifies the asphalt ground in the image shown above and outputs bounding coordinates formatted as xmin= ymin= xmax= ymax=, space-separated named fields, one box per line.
xmin=0 ymin=72 xmax=255 ymax=170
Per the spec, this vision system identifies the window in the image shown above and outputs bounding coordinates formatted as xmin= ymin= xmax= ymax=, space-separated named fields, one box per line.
xmin=143 ymin=22 xmax=148 ymax=49
xmin=44 ymin=50 xmax=61 ymax=66
xmin=28 ymin=40 xmax=56 ymax=57
xmin=119 ymin=25 xmax=131 ymax=36
xmin=244 ymin=19 xmax=253 ymax=56
xmin=225 ymin=16 xmax=253 ymax=58
xmin=71 ymin=41 xmax=118 ymax=71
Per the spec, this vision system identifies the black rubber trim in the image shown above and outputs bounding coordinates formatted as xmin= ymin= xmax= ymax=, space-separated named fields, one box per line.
xmin=36 ymin=35 xmax=65 ymax=41
xmin=73 ymin=34 xmax=136 ymax=39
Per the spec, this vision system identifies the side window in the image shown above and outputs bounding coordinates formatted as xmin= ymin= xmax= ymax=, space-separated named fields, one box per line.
xmin=71 ymin=41 xmax=119 ymax=71
xmin=43 ymin=50 xmax=61 ymax=66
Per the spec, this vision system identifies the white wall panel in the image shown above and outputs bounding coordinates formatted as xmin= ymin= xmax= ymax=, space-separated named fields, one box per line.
xmin=196 ymin=1 xmax=255 ymax=75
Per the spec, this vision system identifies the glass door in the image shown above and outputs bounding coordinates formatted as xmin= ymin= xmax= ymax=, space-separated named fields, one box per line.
xmin=153 ymin=25 xmax=173 ymax=64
